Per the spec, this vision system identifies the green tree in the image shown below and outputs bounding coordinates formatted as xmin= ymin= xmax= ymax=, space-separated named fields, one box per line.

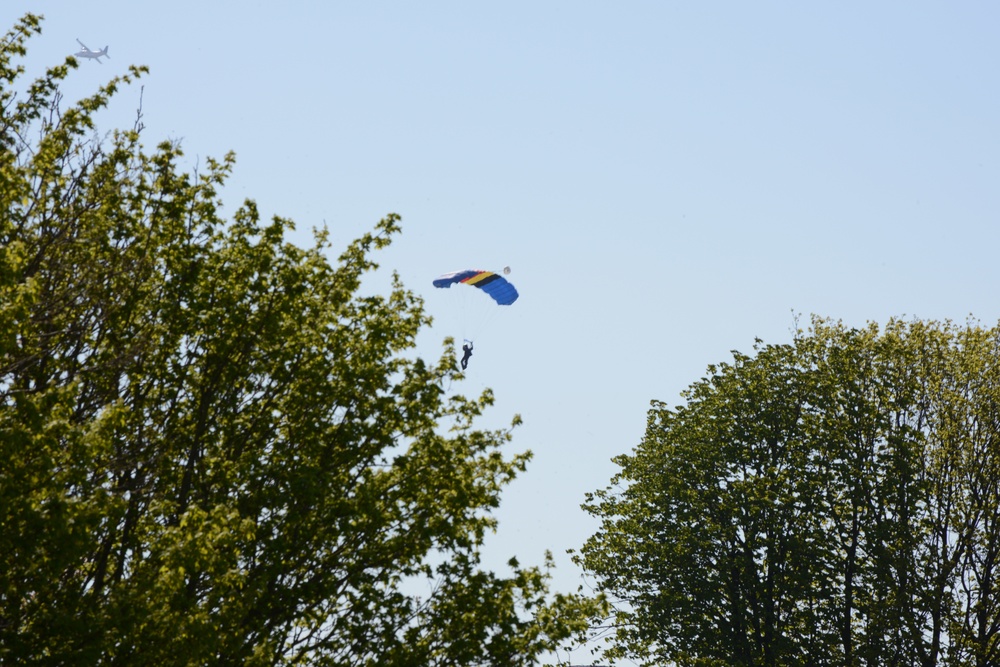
xmin=580 ymin=317 xmax=1000 ymax=667
xmin=0 ymin=15 xmax=600 ymax=665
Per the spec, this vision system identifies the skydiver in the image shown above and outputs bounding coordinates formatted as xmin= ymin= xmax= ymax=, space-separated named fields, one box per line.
xmin=461 ymin=341 xmax=473 ymax=370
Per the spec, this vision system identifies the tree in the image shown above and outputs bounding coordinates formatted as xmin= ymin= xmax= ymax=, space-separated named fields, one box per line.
xmin=580 ymin=317 xmax=1000 ymax=667
xmin=0 ymin=15 xmax=601 ymax=665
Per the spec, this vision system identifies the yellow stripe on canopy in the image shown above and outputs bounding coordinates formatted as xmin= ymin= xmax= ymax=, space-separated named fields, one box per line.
xmin=462 ymin=271 xmax=495 ymax=285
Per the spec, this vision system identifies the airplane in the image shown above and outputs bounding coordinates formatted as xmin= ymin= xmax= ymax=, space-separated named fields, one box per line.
xmin=74 ymin=39 xmax=109 ymax=63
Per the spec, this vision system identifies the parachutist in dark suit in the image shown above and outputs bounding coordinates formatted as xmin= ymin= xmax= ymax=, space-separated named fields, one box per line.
xmin=461 ymin=341 xmax=473 ymax=370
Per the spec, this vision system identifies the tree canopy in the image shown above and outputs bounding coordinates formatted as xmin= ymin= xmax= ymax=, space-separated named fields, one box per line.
xmin=581 ymin=317 xmax=1000 ymax=667
xmin=0 ymin=14 xmax=600 ymax=665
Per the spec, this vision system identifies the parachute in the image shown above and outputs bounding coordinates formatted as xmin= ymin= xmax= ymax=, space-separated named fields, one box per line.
xmin=433 ymin=269 xmax=519 ymax=306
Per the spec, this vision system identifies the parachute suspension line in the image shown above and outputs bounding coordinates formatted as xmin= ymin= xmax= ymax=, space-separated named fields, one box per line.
xmin=458 ymin=279 xmax=474 ymax=343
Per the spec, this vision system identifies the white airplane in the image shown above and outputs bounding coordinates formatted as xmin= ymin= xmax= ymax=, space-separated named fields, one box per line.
xmin=74 ymin=39 xmax=109 ymax=63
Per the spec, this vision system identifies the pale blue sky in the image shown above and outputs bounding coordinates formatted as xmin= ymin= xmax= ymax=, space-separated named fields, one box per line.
xmin=9 ymin=2 xmax=1000 ymax=661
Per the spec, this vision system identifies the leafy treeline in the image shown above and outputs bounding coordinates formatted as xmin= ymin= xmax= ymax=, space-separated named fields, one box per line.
xmin=582 ymin=318 xmax=1000 ymax=667
xmin=0 ymin=15 xmax=599 ymax=665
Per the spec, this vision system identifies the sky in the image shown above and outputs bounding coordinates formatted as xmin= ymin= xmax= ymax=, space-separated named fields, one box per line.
xmin=8 ymin=2 xmax=1000 ymax=662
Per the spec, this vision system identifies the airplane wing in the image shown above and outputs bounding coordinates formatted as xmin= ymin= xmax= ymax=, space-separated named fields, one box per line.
xmin=76 ymin=38 xmax=89 ymax=51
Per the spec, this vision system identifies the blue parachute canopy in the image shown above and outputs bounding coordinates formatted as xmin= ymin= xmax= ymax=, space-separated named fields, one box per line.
xmin=433 ymin=269 xmax=519 ymax=305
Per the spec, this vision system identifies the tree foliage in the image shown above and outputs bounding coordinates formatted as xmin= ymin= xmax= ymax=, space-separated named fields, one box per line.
xmin=0 ymin=15 xmax=600 ymax=665
xmin=581 ymin=316 xmax=1000 ymax=667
